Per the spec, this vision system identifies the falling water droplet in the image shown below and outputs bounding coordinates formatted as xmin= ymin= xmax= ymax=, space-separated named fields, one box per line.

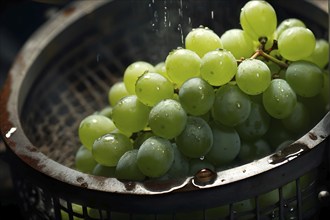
xmin=210 ymin=10 xmax=214 ymax=19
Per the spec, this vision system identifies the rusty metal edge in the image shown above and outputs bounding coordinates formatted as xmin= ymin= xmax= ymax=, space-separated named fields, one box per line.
xmin=0 ymin=0 xmax=329 ymax=196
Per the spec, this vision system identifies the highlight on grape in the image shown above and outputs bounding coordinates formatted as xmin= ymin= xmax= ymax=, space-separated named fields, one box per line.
xmin=75 ymin=0 xmax=329 ymax=183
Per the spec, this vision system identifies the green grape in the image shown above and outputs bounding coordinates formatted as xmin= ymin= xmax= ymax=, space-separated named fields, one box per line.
xmin=75 ymin=146 xmax=97 ymax=174
xmin=275 ymin=18 xmax=306 ymax=39
xmin=276 ymin=139 xmax=294 ymax=152
xmin=321 ymin=71 xmax=330 ymax=110
xmin=235 ymin=101 xmax=271 ymax=141
xmin=135 ymin=72 xmax=174 ymax=106
xmin=258 ymin=181 xmax=296 ymax=210
xmin=78 ymin=114 xmax=117 ymax=150
xmin=136 ymin=136 xmax=174 ymax=178
xmin=60 ymin=203 xmax=83 ymax=220
xmin=299 ymin=169 xmax=318 ymax=190
xmin=205 ymin=123 xmax=241 ymax=167
xmin=108 ymin=81 xmax=129 ymax=106
xmin=92 ymin=133 xmax=133 ymax=167
xmin=303 ymin=39 xmax=329 ymax=69
xmin=165 ymin=48 xmax=201 ymax=87
xmin=98 ymin=106 xmax=112 ymax=119
xmin=278 ymin=27 xmax=316 ymax=61
xmin=199 ymin=110 xmax=211 ymax=123
xmin=252 ymin=33 xmax=275 ymax=51
xmin=185 ymin=26 xmax=222 ymax=58
xmin=172 ymin=92 xmax=179 ymax=102
xmin=260 ymin=33 xmax=276 ymax=50
xmin=123 ymin=61 xmax=155 ymax=94
xmin=205 ymin=205 xmax=229 ymax=220
xmin=166 ymin=144 xmax=190 ymax=179
xmin=266 ymin=119 xmax=295 ymax=150
xmin=266 ymin=59 xmax=285 ymax=79
xmin=175 ymin=116 xmax=213 ymax=158
xmin=111 ymin=128 xmax=132 ymax=139
xmin=189 ymin=158 xmax=215 ymax=176
xmin=238 ymin=139 xmax=272 ymax=163
xmin=299 ymin=93 xmax=328 ymax=128
xmin=212 ymin=84 xmax=252 ymax=127
xmin=115 ymin=149 xmax=146 ymax=181
xmin=87 ymin=208 xmax=108 ymax=220
xmin=200 ymin=49 xmax=237 ymax=86
xmin=133 ymin=131 xmax=154 ymax=149
xmin=178 ymin=77 xmax=215 ymax=116
xmin=236 ymin=59 xmax=272 ymax=95
xmin=220 ymin=29 xmax=255 ymax=59
xmin=148 ymin=99 xmax=187 ymax=139
xmin=281 ymin=102 xmax=310 ymax=135
xmin=92 ymin=164 xmax=116 ymax=177
xmin=249 ymin=93 xmax=263 ymax=104
xmin=154 ymin=61 xmax=169 ymax=79
xmin=262 ymin=79 xmax=297 ymax=119
xmin=286 ymin=60 xmax=324 ymax=97
xmin=112 ymin=95 xmax=151 ymax=133
xmin=240 ymin=0 xmax=277 ymax=40
xmin=233 ymin=198 xmax=255 ymax=214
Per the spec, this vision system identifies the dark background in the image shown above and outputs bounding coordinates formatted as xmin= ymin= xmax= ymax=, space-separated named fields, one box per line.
xmin=0 ymin=1 xmax=69 ymax=218
xmin=0 ymin=0 xmax=70 ymax=89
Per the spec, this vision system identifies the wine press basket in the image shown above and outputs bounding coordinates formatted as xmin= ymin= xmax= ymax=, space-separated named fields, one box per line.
xmin=0 ymin=0 xmax=329 ymax=219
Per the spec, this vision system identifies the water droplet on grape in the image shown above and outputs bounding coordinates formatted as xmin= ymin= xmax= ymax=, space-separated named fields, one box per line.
xmin=104 ymin=135 xmax=115 ymax=141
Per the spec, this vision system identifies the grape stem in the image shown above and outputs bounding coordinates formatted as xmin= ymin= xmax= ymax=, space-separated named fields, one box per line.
xmin=238 ymin=39 xmax=288 ymax=70
xmin=251 ymin=49 xmax=288 ymax=69
xmin=250 ymin=38 xmax=288 ymax=70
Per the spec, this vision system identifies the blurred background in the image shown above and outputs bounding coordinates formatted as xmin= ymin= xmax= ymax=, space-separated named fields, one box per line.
xmin=0 ymin=0 xmax=328 ymax=219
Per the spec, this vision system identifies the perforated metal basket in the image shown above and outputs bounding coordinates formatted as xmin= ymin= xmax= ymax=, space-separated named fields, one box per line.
xmin=0 ymin=0 xmax=329 ymax=219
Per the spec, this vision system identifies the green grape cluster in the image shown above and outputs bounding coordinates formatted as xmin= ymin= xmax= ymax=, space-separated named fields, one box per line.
xmin=75 ymin=0 xmax=329 ymax=185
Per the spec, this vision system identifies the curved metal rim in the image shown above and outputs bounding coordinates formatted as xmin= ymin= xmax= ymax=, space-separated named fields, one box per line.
xmin=0 ymin=0 xmax=329 ymax=197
